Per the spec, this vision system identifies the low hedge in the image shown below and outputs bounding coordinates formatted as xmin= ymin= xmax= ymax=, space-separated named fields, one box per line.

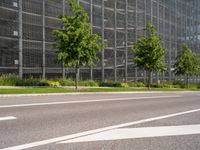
xmin=58 ymin=79 xmax=98 ymax=87
xmin=0 ymin=75 xmax=50 ymax=86
xmin=16 ymin=78 xmax=41 ymax=86
xmin=98 ymin=81 xmax=129 ymax=88
xmin=47 ymin=80 xmax=60 ymax=87
xmin=98 ymin=81 xmax=123 ymax=87
xmin=128 ymin=82 xmax=146 ymax=87
xmin=0 ymin=74 xmax=199 ymax=89
xmin=79 ymin=80 xmax=99 ymax=87
xmin=37 ymin=80 xmax=50 ymax=86
xmin=58 ymin=78 xmax=75 ymax=86
xmin=0 ymin=74 xmax=21 ymax=86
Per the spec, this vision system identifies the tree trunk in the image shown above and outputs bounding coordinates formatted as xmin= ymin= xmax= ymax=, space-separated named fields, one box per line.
xmin=186 ymin=75 xmax=189 ymax=89
xmin=156 ymin=72 xmax=160 ymax=84
xmin=62 ymin=62 xmax=65 ymax=79
xmin=148 ymin=71 xmax=152 ymax=89
xmin=144 ymin=70 xmax=147 ymax=84
xmin=75 ymin=65 xmax=79 ymax=90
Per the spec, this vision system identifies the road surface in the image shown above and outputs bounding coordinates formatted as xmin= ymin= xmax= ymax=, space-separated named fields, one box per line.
xmin=0 ymin=92 xmax=200 ymax=150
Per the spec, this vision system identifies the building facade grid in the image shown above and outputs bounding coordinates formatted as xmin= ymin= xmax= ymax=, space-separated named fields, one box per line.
xmin=0 ymin=0 xmax=200 ymax=82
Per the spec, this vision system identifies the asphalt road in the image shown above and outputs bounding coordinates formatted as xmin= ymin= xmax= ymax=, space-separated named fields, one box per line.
xmin=0 ymin=92 xmax=200 ymax=150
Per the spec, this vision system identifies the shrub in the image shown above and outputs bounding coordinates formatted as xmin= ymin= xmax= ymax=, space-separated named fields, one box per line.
xmin=59 ymin=78 xmax=99 ymax=87
xmin=0 ymin=74 xmax=21 ymax=86
xmin=16 ymin=78 xmax=50 ymax=87
xmin=47 ymin=80 xmax=60 ymax=87
xmin=128 ymin=82 xmax=145 ymax=87
xmin=187 ymin=83 xmax=198 ymax=90
xmin=156 ymin=83 xmax=172 ymax=88
xmin=161 ymin=82 xmax=182 ymax=88
xmin=79 ymin=80 xmax=99 ymax=87
xmin=147 ymin=83 xmax=179 ymax=88
xmin=0 ymin=75 xmax=51 ymax=86
xmin=99 ymin=82 xmax=131 ymax=88
xmin=58 ymin=78 xmax=99 ymax=87
xmin=148 ymin=81 xmax=199 ymax=89
xmin=159 ymin=83 xmax=173 ymax=88
xmin=172 ymin=81 xmax=186 ymax=88
xmin=121 ymin=83 xmax=129 ymax=88
xmin=16 ymin=78 xmax=40 ymax=86
xmin=145 ymin=83 xmax=155 ymax=88
xmin=58 ymin=78 xmax=75 ymax=86
xmin=99 ymin=81 xmax=124 ymax=87
xmin=197 ymin=83 xmax=200 ymax=89
xmin=37 ymin=80 xmax=49 ymax=86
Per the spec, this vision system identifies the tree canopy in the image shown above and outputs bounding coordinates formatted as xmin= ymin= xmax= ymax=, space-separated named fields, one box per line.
xmin=174 ymin=43 xmax=200 ymax=78
xmin=53 ymin=0 xmax=102 ymax=89
xmin=132 ymin=22 xmax=166 ymax=83
xmin=53 ymin=0 xmax=102 ymax=67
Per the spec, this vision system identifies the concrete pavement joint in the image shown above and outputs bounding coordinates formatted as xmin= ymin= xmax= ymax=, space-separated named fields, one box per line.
xmin=2 ymin=108 xmax=200 ymax=150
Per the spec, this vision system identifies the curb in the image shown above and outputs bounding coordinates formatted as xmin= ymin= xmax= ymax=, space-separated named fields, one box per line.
xmin=0 ymin=92 xmax=161 ymax=97
xmin=0 ymin=91 xmax=198 ymax=98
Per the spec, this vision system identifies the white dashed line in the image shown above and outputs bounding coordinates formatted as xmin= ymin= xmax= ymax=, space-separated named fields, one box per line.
xmin=0 ymin=116 xmax=16 ymax=121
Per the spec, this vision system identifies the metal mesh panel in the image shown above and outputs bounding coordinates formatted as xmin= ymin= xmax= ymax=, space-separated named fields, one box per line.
xmin=45 ymin=0 xmax=62 ymax=17
xmin=0 ymin=1 xmax=19 ymax=74
xmin=0 ymin=0 xmax=199 ymax=82
xmin=22 ymin=0 xmax=42 ymax=15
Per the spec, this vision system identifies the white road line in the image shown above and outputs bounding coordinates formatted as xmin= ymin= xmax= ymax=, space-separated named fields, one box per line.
xmin=60 ymin=125 xmax=200 ymax=143
xmin=2 ymin=107 xmax=200 ymax=150
xmin=0 ymin=92 xmax=184 ymax=98
xmin=0 ymin=116 xmax=16 ymax=121
xmin=0 ymin=95 xmax=180 ymax=108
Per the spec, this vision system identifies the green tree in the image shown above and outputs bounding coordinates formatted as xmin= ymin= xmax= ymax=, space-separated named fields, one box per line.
xmin=132 ymin=22 xmax=166 ymax=85
xmin=53 ymin=0 xmax=102 ymax=90
xmin=174 ymin=43 xmax=200 ymax=88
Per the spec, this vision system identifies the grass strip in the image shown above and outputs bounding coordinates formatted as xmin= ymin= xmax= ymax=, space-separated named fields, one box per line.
xmin=0 ymin=87 xmax=198 ymax=95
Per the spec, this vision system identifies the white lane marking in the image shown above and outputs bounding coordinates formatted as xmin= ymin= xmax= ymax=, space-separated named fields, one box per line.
xmin=0 ymin=95 xmax=180 ymax=108
xmin=60 ymin=125 xmax=200 ymax=143
xmin=2 ymin=108 xmax=200 ymax=150
xmin=0 ymin=116 xmax=16 ymax=121
xmin=0 ymin=91 xmax=185 ymax=98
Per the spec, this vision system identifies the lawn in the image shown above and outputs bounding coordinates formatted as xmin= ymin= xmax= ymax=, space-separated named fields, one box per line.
xmin=0 ymin=87 xmax=197 ymax=95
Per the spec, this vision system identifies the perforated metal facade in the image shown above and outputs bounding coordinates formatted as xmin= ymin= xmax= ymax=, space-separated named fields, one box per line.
xmin=0 ymin=0 xmax=200 ymax=81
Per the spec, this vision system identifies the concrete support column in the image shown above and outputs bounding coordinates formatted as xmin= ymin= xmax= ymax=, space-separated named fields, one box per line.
xmin=174 ymin=0 xmax=178 ymax=82
xmin=168 ymin=1 xmax=172 ymax=82
xmin=77 ymin=0 xmax=80 ymax=80
xmin=101 ymin=0 xmax=105 ymax=82
xmin=114 ymin=0 xmax=117 ymax=82
xmin=90 ymin=0 xmax=93 ymax=80
xmin=124 ymin=0 xmax=128 ymax=82
xmin=134 ymin=0 xmax=138 ymax=82
xmin=18 ymin=0 xmax=23 ymax=78
xmin=156 ymin=0 xmax=160 ymax=83
xmin=144 ymin=0 xmax=147 ymax=83
xmin=62 ymin=0 xmax=66 ymax=78
xmin=42 ymin=0 xmax=46 ymax=79
xmin=162 ymin=0 xmax=166 ymax=82
xmin=150 ymin=0 xmax=153 ymax=83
